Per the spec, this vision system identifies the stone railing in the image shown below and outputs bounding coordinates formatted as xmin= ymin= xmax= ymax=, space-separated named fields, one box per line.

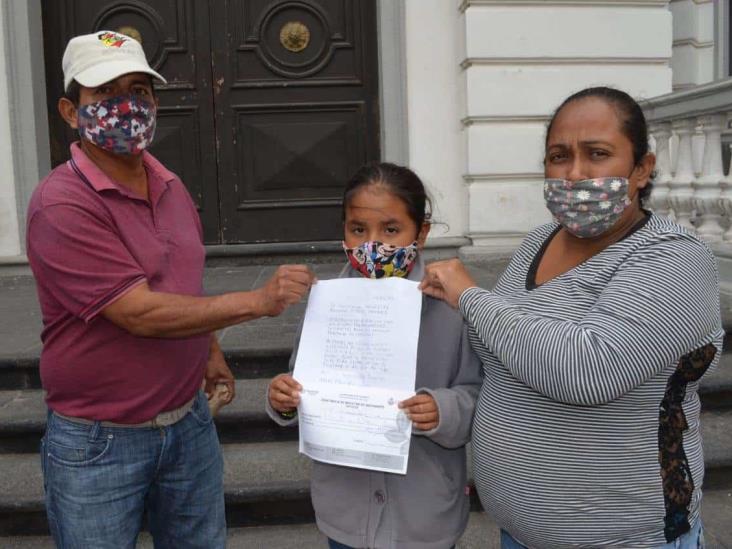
xmin=642 ymin=78 xmax=732 ymax=243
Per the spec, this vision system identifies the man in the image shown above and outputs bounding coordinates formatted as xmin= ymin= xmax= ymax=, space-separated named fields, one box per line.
xmin=26 ymin=31 xmax=315 ymax=548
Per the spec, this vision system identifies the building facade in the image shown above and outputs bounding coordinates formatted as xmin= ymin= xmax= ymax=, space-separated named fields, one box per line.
xmin=0 ymin=0 xmax=724 ymax=260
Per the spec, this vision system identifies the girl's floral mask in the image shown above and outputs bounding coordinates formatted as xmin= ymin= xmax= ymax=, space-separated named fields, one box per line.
xmin=77 ymin=94 xmax=157 ymax=155
xmin=544 ymin=177 xmax=632 ymax=238
xmin=343 ymin=241 xmax=419 ymax=279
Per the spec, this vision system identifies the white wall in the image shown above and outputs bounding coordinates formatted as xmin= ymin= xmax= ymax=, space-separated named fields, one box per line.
xmin=0 ymin=5 xmax=22 ymax=257
xmin=404 ymin=0 xmax=467 ymax=240
xmin=0 ymin=1 xmax=682 ymax=256
xmin=462 ymin=0 xmax=673 ymax=248
xmin=670 ymin=0 xmax=715 ymax=90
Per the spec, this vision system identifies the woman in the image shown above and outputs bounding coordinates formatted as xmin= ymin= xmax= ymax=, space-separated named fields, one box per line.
xmin=420 ymin=87 xmax=723 ymax=548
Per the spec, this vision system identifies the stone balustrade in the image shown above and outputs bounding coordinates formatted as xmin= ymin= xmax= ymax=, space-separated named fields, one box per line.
xmin=642 ymin=79 xmax=732 ymax=243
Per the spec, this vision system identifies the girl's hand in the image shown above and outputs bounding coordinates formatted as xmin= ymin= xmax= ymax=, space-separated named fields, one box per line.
xmin=399 ymin=394 xmax=439 ymax=431
xmin=419 ymin=259 xmax=477 ymax=309
xmin=269 ymin=374 xmax=302 ymax=413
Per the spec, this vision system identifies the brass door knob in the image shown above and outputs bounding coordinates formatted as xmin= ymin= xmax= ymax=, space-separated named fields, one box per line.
xmin=116 ymin=25 xmax=143 ymax=45
xmin=280 ymin=21 xmax=310 ymax=52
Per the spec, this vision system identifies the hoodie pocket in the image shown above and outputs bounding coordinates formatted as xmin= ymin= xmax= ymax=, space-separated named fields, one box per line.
xmin=310 ymin=461 xmax=369 ymax=536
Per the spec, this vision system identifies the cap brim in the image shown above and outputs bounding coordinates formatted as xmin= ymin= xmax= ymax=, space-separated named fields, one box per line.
xmin=71 ymin=60 xmax=167 ymax=90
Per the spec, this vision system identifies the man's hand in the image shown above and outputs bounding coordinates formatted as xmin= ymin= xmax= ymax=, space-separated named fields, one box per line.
xmin=205 ymin=336 xmax=235 ymax=409
xmin=268 ymin=374 xmax=302 ymax=414
xmin=399 ymin=393 xmax=439 ymax=431
xmin=419 ymin=259 xmax=477 ymax=309
xmin=256 ymin=265 xmax=317 ymax=317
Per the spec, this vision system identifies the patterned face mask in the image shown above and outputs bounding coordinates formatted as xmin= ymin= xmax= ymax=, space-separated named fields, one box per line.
xmin=544 ymin=177 xmax=632 ymax=238
xmin=77 ymin=94 xmax=156 ymax=155
xmin=343 ymin=241 xmax=419 ymax=279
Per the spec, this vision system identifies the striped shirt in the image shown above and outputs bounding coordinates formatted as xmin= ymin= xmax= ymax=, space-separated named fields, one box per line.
xmin=459 ymin=214 xmax=723 ymax=548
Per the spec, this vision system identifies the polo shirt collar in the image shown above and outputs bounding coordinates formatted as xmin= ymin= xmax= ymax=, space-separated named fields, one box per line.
xmin=69 ymin=142 xmax=176 ymax=204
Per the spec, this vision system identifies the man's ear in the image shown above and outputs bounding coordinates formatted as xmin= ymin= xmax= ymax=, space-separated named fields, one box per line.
xmin=416 ymin=222 xmax=431 ymax=249
xmin=58 ymin=97 xmax=79 ymax=130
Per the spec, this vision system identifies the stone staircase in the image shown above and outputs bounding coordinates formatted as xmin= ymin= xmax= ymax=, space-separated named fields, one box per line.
xmin=0 ymin=258 xmax=730 ymax=548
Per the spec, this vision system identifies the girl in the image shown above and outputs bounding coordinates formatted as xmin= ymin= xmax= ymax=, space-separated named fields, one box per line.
xmin=266 ymin=162 xmax=483 ymax=549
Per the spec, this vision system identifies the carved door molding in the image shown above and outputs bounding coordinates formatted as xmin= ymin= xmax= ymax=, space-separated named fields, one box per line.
xmin=41 ymin=0 xmax=380 ymax=244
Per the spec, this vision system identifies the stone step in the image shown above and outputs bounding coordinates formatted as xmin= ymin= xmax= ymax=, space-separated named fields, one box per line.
xmin=2 ymin=336 xmax=731 ymax=409
xmin=0 ymin=511 xmax=503 ymax=548
xmin=2 ymin=500 xmax=731 ymax=549
xmin=0 ymin=441 xmax=310 ymax=536
xmin=702 ymin=349 xmax=732 ymax=409
xmin=0 ymin=432 xmax=730 ymax=538
xmin=2 ymin=259 xmax=731 ymax=397
xmin=2 ymin=378 xmax=731 ymax=453
xmin=0 ymin=379 xmax=297 ymax=453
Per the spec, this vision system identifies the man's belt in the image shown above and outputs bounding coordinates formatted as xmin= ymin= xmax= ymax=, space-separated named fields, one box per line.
xmin=54 ymin=396 xmax=196 ymax=428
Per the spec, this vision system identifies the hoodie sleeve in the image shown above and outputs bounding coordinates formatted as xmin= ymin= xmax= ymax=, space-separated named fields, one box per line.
xmin=265 ymin=318 xmax=303 ymax=428
xmin=414 ymin=323 xmax=483 ymax=449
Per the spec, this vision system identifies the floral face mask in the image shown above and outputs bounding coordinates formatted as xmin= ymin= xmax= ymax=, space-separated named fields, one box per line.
xmin=77 ymin=94 xmax=157 ymax=155
xmin=544 ymin=176 xmax=632 ymax=238
xmin=343 ymin=241 xmax=419 ymax=279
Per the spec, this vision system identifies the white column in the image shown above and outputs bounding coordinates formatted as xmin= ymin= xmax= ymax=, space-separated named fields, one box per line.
xmin=693 ymin=113 xmax=724 ymax=242
xmin=649 ymin=122 xmax=672 ymax=218
xmin=720 ymin=113 xmax=732 ymax=241
xmin=0 ymin=5 xmax=22 ymax=257
xmin=461 ymin=1 xmax=671 ymax=249
xmin=669 ymin=0 xmax=715 ymax=91
xmin=404 ymin=0 xmax=467 ymax=239
xmin=669 ymin=118 xmax=697 ymax=229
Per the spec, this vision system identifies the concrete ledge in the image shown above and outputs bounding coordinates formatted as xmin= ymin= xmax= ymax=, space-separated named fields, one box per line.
xmin=0 ymin=512 xmax=502 ymax=549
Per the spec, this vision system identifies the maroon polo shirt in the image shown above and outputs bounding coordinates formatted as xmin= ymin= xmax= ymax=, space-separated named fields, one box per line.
xmin=26 ymin=143 xmax=209 ymax=423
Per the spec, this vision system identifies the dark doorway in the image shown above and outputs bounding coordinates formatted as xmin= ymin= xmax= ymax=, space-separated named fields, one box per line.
xmin=41 ymin=0 xmax=381 ymax=244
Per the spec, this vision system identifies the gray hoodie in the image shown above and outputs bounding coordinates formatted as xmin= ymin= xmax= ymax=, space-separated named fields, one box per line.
xmin=266 ymin=258 xmax=483 ymax=549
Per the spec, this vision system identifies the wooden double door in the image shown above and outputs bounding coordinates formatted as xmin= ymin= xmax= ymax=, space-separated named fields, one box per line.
xmin=42 ymin=0 xmax=380 ymax=244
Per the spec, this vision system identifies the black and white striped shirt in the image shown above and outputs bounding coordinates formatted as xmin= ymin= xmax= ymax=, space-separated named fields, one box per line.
xmin=459 ymin=214 xmax=723 ymax=548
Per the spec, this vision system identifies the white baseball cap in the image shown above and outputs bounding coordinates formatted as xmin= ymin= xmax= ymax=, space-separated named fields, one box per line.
xmin=62 ymin=30 xmax=166 ymax=92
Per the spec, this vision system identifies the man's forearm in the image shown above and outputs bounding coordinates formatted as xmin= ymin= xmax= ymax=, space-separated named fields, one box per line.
xmin=102 ymin=264 xmax=315 ymax=339
xmin=103 ymin=285 xmax=266 ymax=338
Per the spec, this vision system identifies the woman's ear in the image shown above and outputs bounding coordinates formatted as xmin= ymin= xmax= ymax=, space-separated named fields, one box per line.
xmin=58 ymin=98 xmax=79 ymax=130
xmin=633 ymin=152 xmax=656 ymax=190
xmin=416 ymin=222 xmax=431 ymax=249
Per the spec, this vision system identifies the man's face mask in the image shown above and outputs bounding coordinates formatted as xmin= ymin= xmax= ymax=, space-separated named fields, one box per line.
xmin=343 ymin=241 xmax=419 ymax=279
xmin=77 ymin=94 xmax=156 ymax=155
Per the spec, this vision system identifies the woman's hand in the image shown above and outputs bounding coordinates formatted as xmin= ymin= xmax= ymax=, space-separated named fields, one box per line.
xmin=419 ymin=259 xmax=477 ymax=309
xmin=399 ymin=394 xmax=439 ymax=431
xmin=268 ymin=374 xmax=302 ymax=413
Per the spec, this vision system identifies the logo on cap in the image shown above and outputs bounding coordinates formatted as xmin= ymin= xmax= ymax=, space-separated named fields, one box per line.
xmin=98 ymin=32 xmax=128 ymax=48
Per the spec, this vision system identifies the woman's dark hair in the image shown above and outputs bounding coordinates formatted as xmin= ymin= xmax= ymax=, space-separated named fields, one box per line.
xmin=63 ymin=76 xmax=156 ymax=106
xmin=343 ymin=162 xmax=432 ymax=227
xmin=545 ymin=86 xmax=653 ymax=200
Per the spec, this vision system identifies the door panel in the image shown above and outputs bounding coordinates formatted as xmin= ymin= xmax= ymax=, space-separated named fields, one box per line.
xmin=42 ymin=0 xmax=381 ymax=244
xmin=41 ymin=0 xmax=221 ymax=243
xmin=211 ymin=0 xmax=380 ymax=243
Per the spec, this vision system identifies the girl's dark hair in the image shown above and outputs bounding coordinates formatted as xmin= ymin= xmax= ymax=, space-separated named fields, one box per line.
xmin=343 ymin=162 xmax=432 ymax=227
xmin=546 ymin=86 xmax=653 ymax=200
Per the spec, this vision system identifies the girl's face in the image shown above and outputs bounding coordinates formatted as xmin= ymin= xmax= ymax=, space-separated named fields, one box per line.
xmin=344 ymin=184 xmax=430 ymax=249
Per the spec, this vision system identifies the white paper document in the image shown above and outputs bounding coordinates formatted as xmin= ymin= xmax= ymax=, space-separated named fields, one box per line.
xmin=293 ymin=277 xmax=423 ymax=474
